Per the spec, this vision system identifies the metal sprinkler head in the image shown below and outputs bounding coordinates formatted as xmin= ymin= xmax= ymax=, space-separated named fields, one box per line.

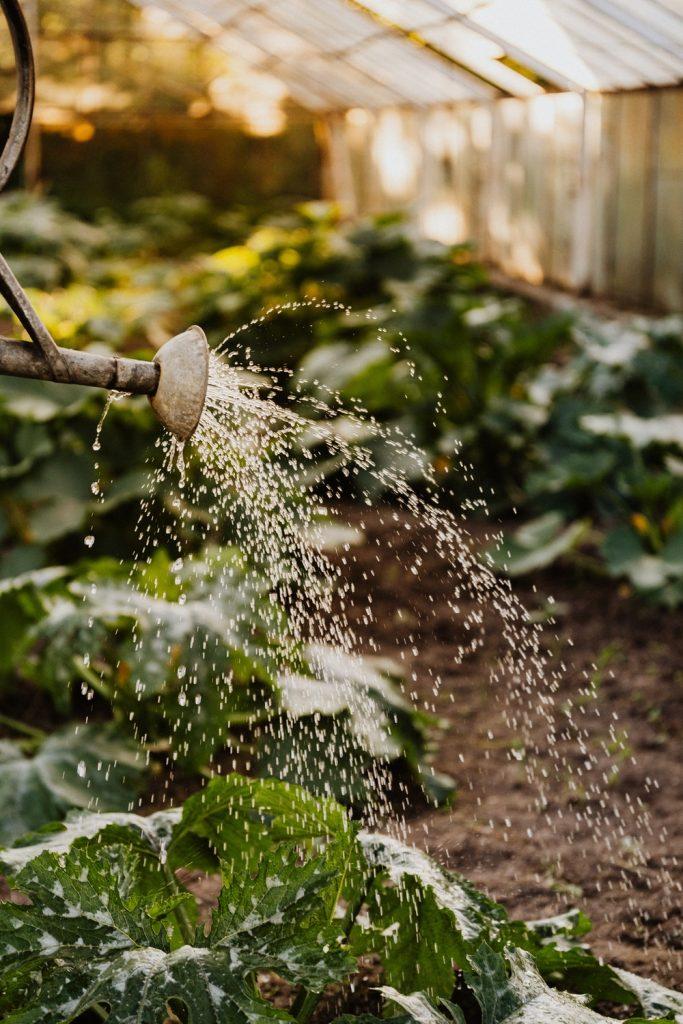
xmin=0 ymin=0 xmax=210 ymax=442
xmin=150 ymin=326 xmax=210 ymax=442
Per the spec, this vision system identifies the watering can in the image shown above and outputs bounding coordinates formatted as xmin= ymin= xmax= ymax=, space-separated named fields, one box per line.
xmin=0 ymin=0 xmax=209 ymax=440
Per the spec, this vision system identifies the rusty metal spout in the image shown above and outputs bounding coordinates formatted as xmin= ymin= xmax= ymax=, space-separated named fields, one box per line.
xmin=0 ymin=328 xmax=210 ymax=441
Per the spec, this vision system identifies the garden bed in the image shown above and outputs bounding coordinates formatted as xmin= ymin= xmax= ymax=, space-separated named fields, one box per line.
xmin=332 ymin=506 xmax=682 ymax=989
xmin=1 ymin=503 xmax=679 ymax=993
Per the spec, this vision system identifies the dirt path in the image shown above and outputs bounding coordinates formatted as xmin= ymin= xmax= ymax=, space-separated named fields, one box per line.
xmin=335 ymin=506 xmax=682 ymax=988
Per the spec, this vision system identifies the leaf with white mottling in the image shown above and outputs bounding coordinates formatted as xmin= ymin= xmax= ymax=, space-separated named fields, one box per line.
xmin=354 ymin=836 xmax=630 ymax=1008
xmin=360 ymin=833 xmax=506 ymax=947
xmin=209 ymin=846 xmax=355 ymax=989
xmin=0 ymin=724 xmax=144 ymax=846
xmin=465 ymin=945 xmax=678 ymax=1024
xmin=353 ymin=834 xmax=507 ymax=998
xmin=0 ymin=830 xmax=354 ymax=1021
xmin=0 ymin=807 xmax=180 ymax=874
xmin=7 ymin=946 xmax=294 ymax=1024
xmin=0 ymin=842 xmax=167 ymax=981
xmin=463 ymin=943 xmax=523 ymax=1024
xmin=613 ymin=968 xmax=683 ymax=1022
xmin=380 ymin=988 xmax=466 ymax=1024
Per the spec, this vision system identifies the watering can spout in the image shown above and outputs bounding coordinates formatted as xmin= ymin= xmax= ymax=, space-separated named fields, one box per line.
xmin=150 ymin=326 xmax=210 ymax=441
xmin=0 ymin=327 xmax=210 ymax=441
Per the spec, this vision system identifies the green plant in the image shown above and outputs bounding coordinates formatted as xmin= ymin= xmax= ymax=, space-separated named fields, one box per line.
xmin=0 ymin=775 xmax=679 ymax=1023
xmin=0 ymin=549 xmax=452 ymax=833
xmin=2 ymin=192 xmax=682 ymax=601
xmin=0 ymin=722 xmax=143 ymax=844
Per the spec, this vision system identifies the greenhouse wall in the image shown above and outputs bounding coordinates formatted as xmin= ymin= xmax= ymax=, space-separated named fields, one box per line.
xmin=323 ymin=87 xmax=683 ymax=313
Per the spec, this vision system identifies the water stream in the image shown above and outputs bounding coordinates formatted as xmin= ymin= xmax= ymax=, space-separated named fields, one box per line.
xmin=90 ymin=310 xmax=676 ymax=971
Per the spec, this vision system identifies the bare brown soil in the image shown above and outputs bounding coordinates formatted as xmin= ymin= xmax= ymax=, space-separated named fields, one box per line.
xmin=335 ymin=506 xmax=682 ymax=989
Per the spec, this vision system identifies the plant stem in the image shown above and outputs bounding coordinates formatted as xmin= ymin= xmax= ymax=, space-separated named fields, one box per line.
xmin=0 ymin=712 xmax=45 ymax=741
xmin=162 ymin=862 xmax=195 ymax=946
xmin=294 ymin=990 xmax=320 ymax=1024
xmin=292 ymin=862 xmax=378 ymax=1023
xmin=72 ymin=656 xmax=114 ymax=702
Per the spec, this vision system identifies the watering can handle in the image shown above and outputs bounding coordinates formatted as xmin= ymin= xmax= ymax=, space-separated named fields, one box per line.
xmin=0 ymin=0 xmax=71 ymax=379
xmin=0 ymin=0 xmax=34 ymax=193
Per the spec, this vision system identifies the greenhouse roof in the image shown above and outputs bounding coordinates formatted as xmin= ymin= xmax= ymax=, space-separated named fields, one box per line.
xmin=129 ymin=0 xmax=683 ymax=109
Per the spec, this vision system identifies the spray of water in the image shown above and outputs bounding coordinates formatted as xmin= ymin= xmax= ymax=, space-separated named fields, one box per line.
xmin=88 ymin=304 xmax=677 ymax=973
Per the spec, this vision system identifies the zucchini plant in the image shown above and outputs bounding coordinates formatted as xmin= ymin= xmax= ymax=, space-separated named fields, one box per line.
xmin=0 ymin=774 xmax=680 ymax=1023
xmin=0 ymin=551 xmax=452 ymax=839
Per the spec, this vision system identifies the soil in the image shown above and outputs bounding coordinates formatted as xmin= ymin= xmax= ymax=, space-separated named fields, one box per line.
xmin=1 ymin=502 xmax=680 ymax=1013
xmin=333 ymin=505 xmax=682 ymax=990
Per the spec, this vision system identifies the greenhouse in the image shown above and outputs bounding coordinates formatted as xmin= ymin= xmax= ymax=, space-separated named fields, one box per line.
xmin=0 ymin=1 xmax=681 ymax=1022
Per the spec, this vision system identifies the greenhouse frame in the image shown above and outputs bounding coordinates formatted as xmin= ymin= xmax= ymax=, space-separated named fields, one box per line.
xmin=117 ymin=0 xmax=683 ymax=313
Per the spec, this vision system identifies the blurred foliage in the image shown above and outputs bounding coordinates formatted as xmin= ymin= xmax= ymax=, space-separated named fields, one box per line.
xmin=0 ymin=722 xmax=144 ymax=844
xmin=1 ymin=191 xmax=681 ymax=604
xmin=0 ymin=551 xmax=450 ymax=831
xmin=0 ymin=179 xmax=679 ymax=1021
xmin=490 ymin=317 xmax=683 ymax=605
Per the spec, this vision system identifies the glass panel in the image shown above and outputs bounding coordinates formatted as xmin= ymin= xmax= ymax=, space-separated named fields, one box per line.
xmin=268 ymin=0 xmax=378 ymax=51
xmin=358 ymin=0 xmax=444 ymax=30
xmin=116 ymin=0 xmax=683 ymax=110
xmin=234 ymin=11 xmax=315 ymax=58
xmin=279 ymin=55 xmax=397 ymax=107
xmin=422 ymin=22 xmax=544 ymax=95
xmin=603 ymin=0 xmax=683 ymax=47
xmin=348 ymin=37 xmax=486 ymax=101
xmin=550 ymin=0 xmax=683 ymax=86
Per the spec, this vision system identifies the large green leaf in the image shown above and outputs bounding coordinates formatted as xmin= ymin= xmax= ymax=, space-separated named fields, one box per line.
xmin=489 ymin=514 xmax=588 ymax=577
xmin=210 ymin=848 xmax=354 ymax=987
xmin=169 ymin=773 xmax=353 ymax=872
xmin=0 ymin=829 xmax=354 ymax=1023
xmin=0 ymin=724 xmax=144 ymax=844
xmin=464 ymin=945 xmax=676 ymax=1024
xmin=353 ymin=834 xmax=507 ymax=998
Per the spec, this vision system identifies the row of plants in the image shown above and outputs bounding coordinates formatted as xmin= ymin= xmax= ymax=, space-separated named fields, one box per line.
xmin=1 ymin=191 xmax=682 ymax=603
xmin=0 ymin=541 xmax=451 ymax=846
xmin=0 ymin=195 xmax=681 ymax=1021
xmin=1 ymin=772 xmax=682 ymax=1023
